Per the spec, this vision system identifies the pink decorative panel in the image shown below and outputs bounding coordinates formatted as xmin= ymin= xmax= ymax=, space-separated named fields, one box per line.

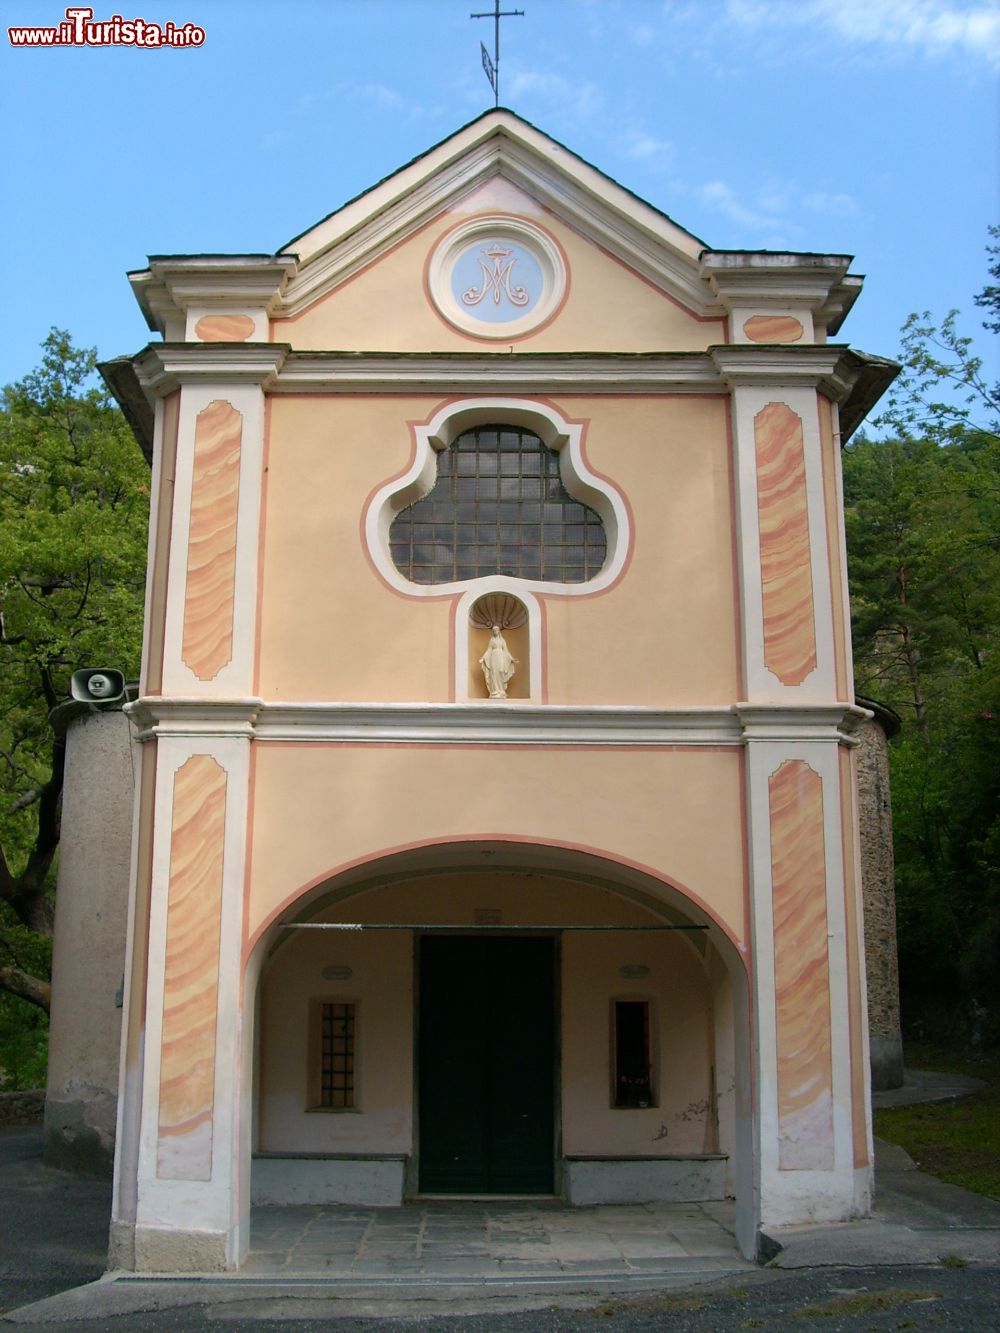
xmin=194 ymin=314 xmax=255 ymax=342
xmin=769 ymin=760 xmax=834 ymax=1170
xmin=157 ymin=755 xmax=227 ymax=1180
xmin=755 ymin=403 xmax=817 ymax=686
xmin=743 ymin=314 xmax=804 ymax=344
xmin=182 ymin=400 xmax=242 ymax=680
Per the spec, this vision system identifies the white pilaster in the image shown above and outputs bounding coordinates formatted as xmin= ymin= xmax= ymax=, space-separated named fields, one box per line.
xmin=119 ymin=718 xmax=254 ymax=1271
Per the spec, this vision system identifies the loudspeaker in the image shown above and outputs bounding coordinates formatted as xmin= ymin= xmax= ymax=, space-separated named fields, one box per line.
xmin=70 ymin=668 xmax=126 ymax=706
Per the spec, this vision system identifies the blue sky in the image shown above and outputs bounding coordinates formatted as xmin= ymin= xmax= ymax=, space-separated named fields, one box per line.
xmin=1 ymin=0 xmax=997 ymax=387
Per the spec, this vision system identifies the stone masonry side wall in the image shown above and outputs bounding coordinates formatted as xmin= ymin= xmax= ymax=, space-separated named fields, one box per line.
xmin=856 ymin=714 xmax=903 ymax=1090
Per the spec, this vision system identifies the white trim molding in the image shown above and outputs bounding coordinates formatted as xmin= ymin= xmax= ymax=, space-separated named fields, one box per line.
xmin=364 ymin=397 xmax=630 ymax=601
xmin=126 ymin=697 xmax=866 ymax=748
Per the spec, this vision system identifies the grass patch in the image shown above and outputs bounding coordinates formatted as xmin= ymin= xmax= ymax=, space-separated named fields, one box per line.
xmin=874 ymin=1044 xmax=1000 ymax=1199
xmin=596 ymin=1293 xmax=706 ymax=1316
xmin=790 ymin=1288 xmax=940 ymax=1318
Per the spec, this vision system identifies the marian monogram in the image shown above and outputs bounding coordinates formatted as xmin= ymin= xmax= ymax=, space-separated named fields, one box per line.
xmin=431 ymin=218 xmax=563 ymax=336
xmin=461 ymin=243 xmax=531 ymax=310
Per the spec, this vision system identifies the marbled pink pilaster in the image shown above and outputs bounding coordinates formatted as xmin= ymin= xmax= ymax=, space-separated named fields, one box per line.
xmin=755 ymin=403 xmax=818 ymax=686
xmin=182 ymin=401 xmax=242 ymax=681
xmin=769 ymin=760 xmax=834 ymax=1170
xmin=156 ymin=755 xmax=227 ymax=1180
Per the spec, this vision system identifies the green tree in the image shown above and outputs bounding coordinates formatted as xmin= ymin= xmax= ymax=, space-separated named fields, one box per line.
xmin=845 ymin=231 xmax=1000 ymax=1045
xmin=0 ymin=331 xmax=148 ymax=1082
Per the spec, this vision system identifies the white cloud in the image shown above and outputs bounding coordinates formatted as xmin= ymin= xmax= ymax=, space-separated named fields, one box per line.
xmin=624 ymin=130 xmax=675 ymax=165
xmin=699 ymin=179 xmax=783 ymax=231
xmin=695 ymin=175 xmax=864 ymax=243
xmin=506 ymin=69 xmax=604 ymax=120
xmin=354 ymin=83 xmax=444 ymax=122
xmin=725 ymin=0 xmax=1000 ymax=66
xmin=803 ymin=191 xmax=861 ymax=218
xmin=629 ymin=22 xmax=656 ymax=48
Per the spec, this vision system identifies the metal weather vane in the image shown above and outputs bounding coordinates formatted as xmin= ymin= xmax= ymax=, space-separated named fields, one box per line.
xmin=471 ymin=0 xmax=524 ymax=107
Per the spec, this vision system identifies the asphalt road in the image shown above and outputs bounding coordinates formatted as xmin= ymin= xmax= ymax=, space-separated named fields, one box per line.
xmin=6 ymin=1266 xmax=1000 ymax=1330
xmin=3 ymin=1124 xmax=998 ymax=1329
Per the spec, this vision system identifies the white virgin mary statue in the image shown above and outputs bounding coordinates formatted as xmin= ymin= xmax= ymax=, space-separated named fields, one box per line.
xmin=480 ymin=625 xmax=516 ymax=699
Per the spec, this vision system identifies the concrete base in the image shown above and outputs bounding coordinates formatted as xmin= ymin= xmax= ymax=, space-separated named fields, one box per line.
xmin=564 ymin=1156 xmax=728 ymax=1205
xmin=109 ymin=1220 xmax=230 ymax=1273
xmin=43 ymin=1090 xmax=117 ymax=1176
xmin=134 ymin=1224 xmax=229 ymax=1273
xmin=869 ymin=1034 xmax=904 ymax=1091
xmin=251 ymin=1155 xmax=405 ymax=1206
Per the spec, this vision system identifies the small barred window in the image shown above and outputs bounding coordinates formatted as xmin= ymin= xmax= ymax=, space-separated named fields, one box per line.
xmin=613 ymin=999 xmax=654 ymax=1109
xmin=389 ymin=423 xmax=607 ymax=585
xmin=319 ymin=1001 xmax=355 ymax=1110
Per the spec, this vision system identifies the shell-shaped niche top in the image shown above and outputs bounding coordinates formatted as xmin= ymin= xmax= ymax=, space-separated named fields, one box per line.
xmin=427 ymin=216 xmax=567 ymax=340
xmin=469 ymin=592 xmax=528 ymax=629
xmin=364 ymin=398 xmax=630 ymax=600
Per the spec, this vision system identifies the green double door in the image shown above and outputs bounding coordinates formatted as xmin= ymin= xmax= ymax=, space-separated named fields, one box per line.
xmin=418 ymin=936 xmax=555 ymax=1194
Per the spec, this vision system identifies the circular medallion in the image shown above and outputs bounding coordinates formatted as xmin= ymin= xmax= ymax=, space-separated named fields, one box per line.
xmin=427 ymin=216 xmax=567 ymax=340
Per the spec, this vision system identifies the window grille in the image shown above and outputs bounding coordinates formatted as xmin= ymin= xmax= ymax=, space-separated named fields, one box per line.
xmin=389 ymin=423 xmax=607 ymax=584
xmin=319 ymin=1001 xmax=355 ymax=1109
xmin=613 ymin=999 xmax=654 ymax=1108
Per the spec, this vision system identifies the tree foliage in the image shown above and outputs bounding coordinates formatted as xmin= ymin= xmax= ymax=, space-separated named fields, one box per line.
xmin=845 ymin=233 xmax=1000 ymax=1045
xmin=0 ymin=331 xmax=147 ymax=1082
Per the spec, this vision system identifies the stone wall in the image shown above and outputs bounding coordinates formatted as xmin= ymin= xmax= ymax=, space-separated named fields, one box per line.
xmin=44 ymin=706 xmax=134 ymax=1174
xmin=0 ymin=1089 xmax=45 ymax=1127
xmin=855 ymin=699 xmax=904 ymax=1090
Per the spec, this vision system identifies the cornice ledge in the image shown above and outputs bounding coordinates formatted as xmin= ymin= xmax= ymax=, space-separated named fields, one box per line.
xmin=134 ymin=344 xmax=289 ymax=396
xmin=710 ymin=344 xmax=859 ymax=398
xmin=272 ymin=352 xmax=720 ymax=394
xmin=700 ymin=252 xmax=851 ymax=304
xmin=257 ymin=702 xmax=741 ymax=745
xmin=735 ymin=702 xmax=870 ymax=745
xmin=126 ymin=697 xmax=263 ymax=741
xmin=131 ymin=256 xmax=299 ymax=334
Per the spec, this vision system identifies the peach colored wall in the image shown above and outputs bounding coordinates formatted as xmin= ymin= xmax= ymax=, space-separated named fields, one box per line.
xmin=256 ymin=872 xmax=726 ymax=1159
xmin=256 ymin=395 xmax=739 ymax=706
xmin=272 ymin=189 xmax=724 ymax=354
xmin=257 ymin=929 xmax=413 ymax=1155
xmin=305 ymin=870 xmax=682 ymax=930
xmin=547 ymin=395 xmax=738 ymax=705
xmin=246 ymin=746 xmax=747 ymax=949
xmin=561 ymin=932 xmax=714 ymax=1156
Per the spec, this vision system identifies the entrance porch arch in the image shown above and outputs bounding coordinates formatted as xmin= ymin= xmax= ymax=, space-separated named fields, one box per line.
xmin=241 ymin=838 xmax=755 ymax=1257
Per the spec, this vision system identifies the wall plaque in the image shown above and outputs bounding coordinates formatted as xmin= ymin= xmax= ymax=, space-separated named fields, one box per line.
xmin=322 ymin=965 xmax=353 ymax=981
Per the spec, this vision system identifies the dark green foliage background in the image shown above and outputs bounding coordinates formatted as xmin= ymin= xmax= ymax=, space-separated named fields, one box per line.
xmin=0 ymin=331 xmax=147 ymax=1088
xmin=844 ymin=231 xmax=999 ymax=1045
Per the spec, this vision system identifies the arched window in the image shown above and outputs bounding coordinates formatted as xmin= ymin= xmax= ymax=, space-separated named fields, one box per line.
xmin=388 ymin=423 xmax=607 ymax=585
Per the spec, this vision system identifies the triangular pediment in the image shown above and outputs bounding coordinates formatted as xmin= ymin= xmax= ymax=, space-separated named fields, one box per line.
xmin=125 ymin=109 xmax=866 ymax=360
xmin=275 ymin=110 xmax=716 ymax=324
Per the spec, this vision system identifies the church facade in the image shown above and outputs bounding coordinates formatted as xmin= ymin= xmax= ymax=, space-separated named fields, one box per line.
xmin=100 ymin=111 xmax=896 ymax=1270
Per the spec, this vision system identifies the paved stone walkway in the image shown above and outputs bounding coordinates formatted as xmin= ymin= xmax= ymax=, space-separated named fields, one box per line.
xmin=244 ymin=1198 xmax=750 ymax=1281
